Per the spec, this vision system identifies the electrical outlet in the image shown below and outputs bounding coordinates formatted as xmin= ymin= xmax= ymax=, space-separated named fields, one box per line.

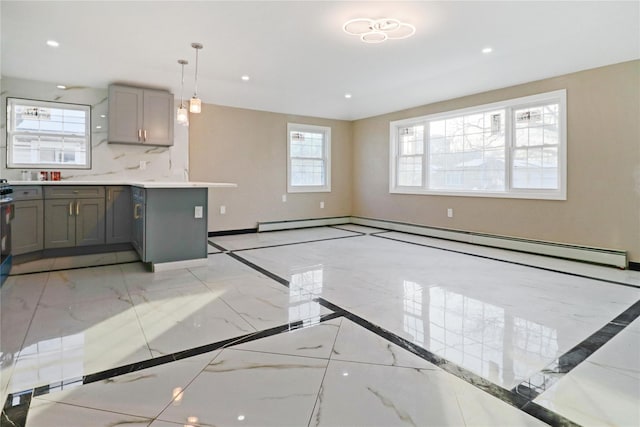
xmin=139 ymin=160 xmax=146 ymax=170
xmin=320 ymin=201 xmax=325 ymax=209
xmin=282 ymin=194 xmax=287 ymax=202
xmin=194 ymin=206 xmax=203 ymax=218
xmin=220 ymin=205 xmax=226 ymax=215
xmin=447 ymin=208 xmax=453 ymax=218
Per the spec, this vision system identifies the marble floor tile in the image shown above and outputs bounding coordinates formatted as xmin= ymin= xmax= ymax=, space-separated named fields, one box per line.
xmin=233 ymin=318 xmax=341 ymax=359
xmin=534 ymin=317 xmax=640 ymax=427
xmin=311 ymin=359 xmax=467 ymax=426
xmin=331 ymin=319 xmax=437 ymax=370
xmin=129 ymin=286 xmax=256 ymax=357
xmin=26 ymin=399 xmax=151 ymax=427
xmin=34 ymin=352 xmax=217 ymax=419
xmin=121 ymin=262 xmax=208 ymax=295
xmin=9 ymin=258 xmax=55 ymax=276
xmin=8 ymin=297 xmax=151 ymax=393
xmin=188 ymin=253 xmax=266 ymax=285
xmin=210 ymin=226 xmax=360 ymax=251
xmin=38 ymin=265 xmax=129 ymax=307
xmin=157 ymin=348 xmax=328 ymax=426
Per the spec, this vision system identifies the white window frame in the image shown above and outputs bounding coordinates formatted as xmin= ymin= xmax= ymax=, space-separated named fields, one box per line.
xmin=6 ymin=97 xmax=92 ymax=169
xmin=287 ymin=123 xmax=331 ymax=193
xmin=389 ymin=90 xmax=567 ymax=200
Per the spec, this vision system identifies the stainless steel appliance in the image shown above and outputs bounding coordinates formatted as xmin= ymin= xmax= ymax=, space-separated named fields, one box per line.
xmin=0 ymin=179 xmax=14 ymax=286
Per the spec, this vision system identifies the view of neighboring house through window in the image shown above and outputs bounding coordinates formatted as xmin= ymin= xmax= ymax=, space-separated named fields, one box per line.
xmin=390 ymin=90 xmax=566 ymax=199
xmin=287 ymin=123 xmax=331 ymax=192
xmin=6 ymin=98 xmax=91 ymax=169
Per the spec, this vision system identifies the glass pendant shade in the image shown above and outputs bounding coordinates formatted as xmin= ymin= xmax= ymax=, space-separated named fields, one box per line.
xmin=177 ymin=105 xmax=189 ymax=125
xmin=189 ymin=97 xmax=202 ymax=114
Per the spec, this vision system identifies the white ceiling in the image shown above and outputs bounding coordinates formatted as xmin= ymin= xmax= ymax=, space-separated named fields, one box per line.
xmin=2 ymin=1 xmax=638 ymax=120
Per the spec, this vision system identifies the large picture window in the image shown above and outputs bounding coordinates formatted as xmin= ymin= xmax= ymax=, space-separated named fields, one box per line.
xmin=6 ymin=98 xmax=91 ymax=169
xmin=287 ymin=123 xmax=331 ymax=193
xmin=389 ymin=90 xmax=566 ymax=199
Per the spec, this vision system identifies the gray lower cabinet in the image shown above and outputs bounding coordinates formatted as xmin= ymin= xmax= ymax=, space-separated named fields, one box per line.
xmin=131 ymin=187 xmax=207 ymax=265
xmin=106 ymin=186 xmax=132 ymax=244
xmin=44 ymin=186 xmax=106 ymax=249
xmin=12 ymin=186 xmax=44 ymax=256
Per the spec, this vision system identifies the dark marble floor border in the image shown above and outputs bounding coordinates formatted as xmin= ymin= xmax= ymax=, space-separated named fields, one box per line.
xmin=0 ymin=312 xmax=343 ymax=427
xmin=371 ymin=232 xmax=640 ymax=289
xmin=207 ymin=240 xmax=229 ymax=253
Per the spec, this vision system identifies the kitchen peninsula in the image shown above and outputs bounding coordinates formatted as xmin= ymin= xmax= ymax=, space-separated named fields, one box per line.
xmin=10 ymin=181 xmax=236 ymax=272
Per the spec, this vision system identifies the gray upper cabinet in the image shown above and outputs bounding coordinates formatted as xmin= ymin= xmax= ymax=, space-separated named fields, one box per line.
xmin=106 ymin=186 xmax=132 ymax=244
xmin=108 ymin=85 xmax=174 ymax=146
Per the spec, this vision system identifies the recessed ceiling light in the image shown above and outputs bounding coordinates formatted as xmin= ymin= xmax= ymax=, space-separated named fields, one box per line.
xmin=56 ymin=85 xmax=66 ymax=90
xmin=344 ymin=93 xmax=352 ymax=99
xmin=100 ymin=114 xmax=106 ymax=118
xmin=46 ymin=40 xmax=60 ymax=47
xmin=241 ymin=75 xmax=250 ymax=81
xmin=237 ymin=415 xmax=246 ymax=421
xmin=96 ymin=125 xmax=102 ymax=129
xmin=482 ymin=47 xmax=493 ymax=54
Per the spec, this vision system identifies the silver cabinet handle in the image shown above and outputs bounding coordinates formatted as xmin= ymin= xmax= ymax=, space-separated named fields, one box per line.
xmin=143 ymin=129 xmax=147 ymax=141
xmin=69 ymin=201 xmax=73 ymax=216
xmin=138 ymin=129 xmax=142 ymax=141
xmin=75 ymin=201 xmax=80 ymax=216
xmin=107 ymin=189 xmax=111 ymax=201
xmin=134 ymin=203 xmax=141 ymax=219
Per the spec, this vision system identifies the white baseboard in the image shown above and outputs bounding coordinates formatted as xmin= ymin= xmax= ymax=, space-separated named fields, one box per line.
xmin=151 ymin=257 xmax=208 ymax=272
xmin=351 ymin=217 xmax=627 ymax=268
xmin=258 ymin=216 xmax=351 ymax=232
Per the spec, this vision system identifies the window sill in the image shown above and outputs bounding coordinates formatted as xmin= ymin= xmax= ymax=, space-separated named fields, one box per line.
xmin=389 ymin=187 xmax=566 ymax=200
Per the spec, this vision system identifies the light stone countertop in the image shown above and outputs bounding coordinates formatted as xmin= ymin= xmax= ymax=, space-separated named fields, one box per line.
xmin=9 ymin=181 xmax=237 ymax=189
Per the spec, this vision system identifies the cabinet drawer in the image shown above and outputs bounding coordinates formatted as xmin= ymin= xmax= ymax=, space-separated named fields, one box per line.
xmin=44 ymin=186 xmax=105 ymax=199
xmin=12 ymin=186 xmax=43 ymax=201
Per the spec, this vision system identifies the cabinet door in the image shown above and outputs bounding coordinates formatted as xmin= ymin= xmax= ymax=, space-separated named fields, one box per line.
xmin=12 ymin=200 xmax=44 ymax=255
xmin=44 ymin=199 xmax=75 ymax=249
xmin=106 ymin=186 xmax=132 ymax=244
xmin=108 ymin=85 xmax=144 ymax=144
xmin=143 ymin=89 xmax=174 ymax=146
xmin=76 ymin=198 xmax=106 ymax=247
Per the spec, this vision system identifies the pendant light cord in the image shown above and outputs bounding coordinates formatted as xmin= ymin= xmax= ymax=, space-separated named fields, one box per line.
xmin=194 ymin=47 xmax=199 ymax=97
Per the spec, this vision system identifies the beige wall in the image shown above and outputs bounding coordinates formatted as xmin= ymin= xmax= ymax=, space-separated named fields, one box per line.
xmin=352 ymin=60 xmax=640 ymax=262
xmin=189 ymin=104 xmax=352 ymax=231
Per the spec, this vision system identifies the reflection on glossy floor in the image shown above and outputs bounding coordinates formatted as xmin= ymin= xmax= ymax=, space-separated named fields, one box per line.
xmin=1 ymin=226 xmax=639 ymax=426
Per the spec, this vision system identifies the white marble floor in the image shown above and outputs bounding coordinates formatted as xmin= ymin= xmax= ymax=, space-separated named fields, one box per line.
xmin=1 ymin=226 xmax=638 ymax=426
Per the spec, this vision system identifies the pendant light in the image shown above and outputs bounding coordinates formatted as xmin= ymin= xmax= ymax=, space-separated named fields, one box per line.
xmin=190 ymin=42 xmax=203 ymax=114
xmin=177 ymin=59 xmax=189 ymax=126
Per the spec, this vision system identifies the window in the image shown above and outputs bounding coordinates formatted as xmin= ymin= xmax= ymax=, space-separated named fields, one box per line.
xmin=287 ymin=123 xmax=331 ymax=192
xmin=7 ymin=98 xmax=91 ymax=169
xmin=390 ymin=90 xmax=566 ymax=199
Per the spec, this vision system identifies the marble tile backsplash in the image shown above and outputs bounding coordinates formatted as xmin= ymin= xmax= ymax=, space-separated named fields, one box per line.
xmin=0 ymin=76 xmax=189 ymax=182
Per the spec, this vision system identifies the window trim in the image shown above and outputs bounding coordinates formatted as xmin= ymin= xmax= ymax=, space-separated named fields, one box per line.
xmin=287 ymin=123 xmax=332 ymax=193
xmin=389 ymin=90 xmax=567 ymax=200
xmin=6 ymin=97 xmax=92 ymax=169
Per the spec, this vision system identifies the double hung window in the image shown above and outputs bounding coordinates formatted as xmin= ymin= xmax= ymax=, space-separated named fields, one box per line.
xmin=7 ymin=98 xmax=91 ymax=169
xmin=390 ymin=90 xmax=566 ymax=199
xmin=287 ymin=123 xmax=331 ymax=192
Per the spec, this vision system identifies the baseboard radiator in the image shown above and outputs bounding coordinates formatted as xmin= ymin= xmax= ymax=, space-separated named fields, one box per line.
xmin=351 ymin=217 xmax=627 ymax=268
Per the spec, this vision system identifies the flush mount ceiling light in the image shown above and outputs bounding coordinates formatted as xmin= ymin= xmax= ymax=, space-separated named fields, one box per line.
xmin=482 ymin=47 xmax=493 ymax=54
xmin=343 ymin=18 xmax=415 ymax=43
xmin=46 ymin=40 xmax=59 ymax=47
xmin=190 ymin=42 xmax=203 ymax=114
xmin=177 ymin=59 xmax=189 ymax=126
